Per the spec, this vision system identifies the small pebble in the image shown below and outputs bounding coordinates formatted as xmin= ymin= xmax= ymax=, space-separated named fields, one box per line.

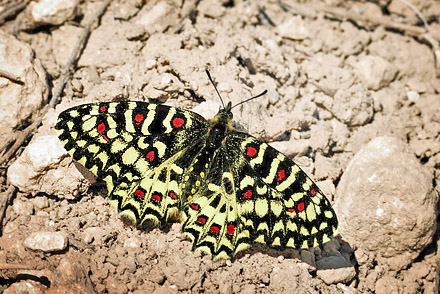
xmin=24 ymin=231 xmax=68 ymax=253
xmin=4 ymin=280 xmax=46 ymax=294
xmin=124 ymin=237 xmax=142 ymax=249
xmin=71 ymin=79 xmax=84 ymax=93
xmin=317 ymin=267 xmax=356 ymax=285
xmin=355 ymin=55 xmax=398 ymax=90
xmin=33 ymin=197 xmax=49 ymax=210
xmin=407 ymin=90 xmax=420 ymax=102
xmin=277 ymin=16 xmax=309 ymax=40
xmin=145 ymin=59 xmax=157 ymax=70
xmin=31 ymin=0 xmax=79 ymax=25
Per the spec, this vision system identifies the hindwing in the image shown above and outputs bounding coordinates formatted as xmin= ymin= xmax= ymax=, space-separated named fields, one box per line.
xmin=181 ymin=145 xmax=243 ymax=260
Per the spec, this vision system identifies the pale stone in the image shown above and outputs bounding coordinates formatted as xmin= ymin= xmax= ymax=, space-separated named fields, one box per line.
xmin=24 ymin=231 xmax=68 ymax=252
xmin=145 ymin=59 xmax=158 ymax=70
xmin=270 ymin=139 xmax=309 ymax=158
xmin=278 ymin=16 xmax=309 ymax=40
xmin=7 ymin=135 xmax=89 ymax=199
xmin=12 ymin=198 xmax=34 ymax=216
xmin=33 ymin=197 xmax=49 ymax=210
xmin=310 ymin=123 xmax=332 ymax=153
xmin=136 ymin=2 xmax=173 ymax=33
xmin=407 ymin=90 xmax=420 ymax=103
xmin=31 ymin=0 xmax=79 ymax=25
xmin=0 ymin=31 xmax=48 ymax=145
xmin=355 ymin=55 xmax=398 ymax=90
xmin=268 ymin=261 xmax=314 ymax=293
xmin=82 ymin=227 xmax=105 ymax=244
xmin=332 ymin=84 xmax=373 ymax=126
xmin=124 ymin=237 xmax=142 ymax=249
xmin=4 ymin=280 xmax=46 ymax=294
xmin=317 ymin=267 xmax=356 ymax=285
xmin=313 ymin=153 xmax=342 ymax=181
xmin=7 ymin=135 xmax=63 ymax=187
xmin=317 ymin=180 xmax=336 ymax=199
xmin=334 ymin=137 xmax=437 ymax=271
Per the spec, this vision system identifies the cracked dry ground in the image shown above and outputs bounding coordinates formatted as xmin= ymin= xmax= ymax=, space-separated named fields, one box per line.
xmin=0 ymin=0 xmax=439 ymax=293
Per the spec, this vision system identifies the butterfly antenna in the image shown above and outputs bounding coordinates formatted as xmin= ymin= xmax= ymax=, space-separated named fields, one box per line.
xmin=231 ymin=89 xmax=268 ymax=110
xmin=206 ymin=70 xmax=226 ymax=109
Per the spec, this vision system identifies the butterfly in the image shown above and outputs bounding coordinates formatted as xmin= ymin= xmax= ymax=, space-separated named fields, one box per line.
xmin=55 ymin=71 xmax=338 ymax=260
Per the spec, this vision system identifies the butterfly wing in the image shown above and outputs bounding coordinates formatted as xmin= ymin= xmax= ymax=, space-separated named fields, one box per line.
xmin=55 ymin=101 xmax=210 ymax=226
xmin=56 ymin=101 xmax=337 ymax=259
xmin=181 ymin=131 xmax=338 ymax=260
xmin=181 ymin=146 xmax=242 ymax=260
xmin=230 ymin=132 xmax=338 ymax=249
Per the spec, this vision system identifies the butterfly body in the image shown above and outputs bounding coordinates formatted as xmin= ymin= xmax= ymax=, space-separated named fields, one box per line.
xmin=55 ymin=100 xmax=338 ymax=260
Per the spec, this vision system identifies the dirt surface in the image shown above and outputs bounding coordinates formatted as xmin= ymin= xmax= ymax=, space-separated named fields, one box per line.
xmin=0 ymin=0 xmax=439 ymax=293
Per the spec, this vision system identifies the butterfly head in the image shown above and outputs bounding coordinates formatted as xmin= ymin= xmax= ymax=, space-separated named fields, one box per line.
xmin=210 ymin=101 xmax=234 ymax=131
xmin=222 ymin=101 xmax=234 ymax=119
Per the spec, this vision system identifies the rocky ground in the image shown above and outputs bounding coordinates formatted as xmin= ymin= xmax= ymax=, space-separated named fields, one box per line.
xmin=0 ymin=0 xmax=439 ymax=293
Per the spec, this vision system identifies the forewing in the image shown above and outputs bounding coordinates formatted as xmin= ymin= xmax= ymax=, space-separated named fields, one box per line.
xmin=55 ymin=101 xmax=210 ymax=225
xmin=228 ymin=132 xmax=338 ymax=250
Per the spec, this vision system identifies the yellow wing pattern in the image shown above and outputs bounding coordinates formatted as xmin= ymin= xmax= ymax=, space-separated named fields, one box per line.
xmin=55 ymin=102 xmax=209 ymax=226
xmin=56 ymin=101 xmax=338 ymax=261
xmin=181 ymin=132 xmax=338 ymax=260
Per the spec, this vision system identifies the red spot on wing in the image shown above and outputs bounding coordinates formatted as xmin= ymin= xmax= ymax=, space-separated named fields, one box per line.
xmin=152 ymin=194 xmax=161 ymax=202
xmin=298 ymin=202 xmax=305 ymax=212
xmin=277 ymin=169 xmax=286 ymax=181
xmin=243 ymin=190 xmax=252 ymax=199
xmin=227 ymin=224 xmax=235 ymax=235
xmin=100 ymin=106 xmax=107 ymax=112
xmin=146 ymin=151 xmax=155 ymax=162
xmin=134 ymin=189 xmax=145 ymax=198
xmin=134 ymin=113 xmax=144 ymax=125
xmin=287 ymin=208 xmax=295 ymax=213
xmin=197 ymin=217 xmax=206 ymax=224
xmin=247 ymin=146 xmax=257 ymax=157
xmin=169 ymin=192 xmax=177 ymax=199
xmin=190 ymin=204 xmax=199 ymax=210
xmin=97 ymin=122 xmax=106 ymax=134
xmin=210 ymin=225 xmax=220 ymax=234
xmin=172 ymin=117 xmax=184 ymax=128
xmin=310 ymin=189 xmax=316 ymax=196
